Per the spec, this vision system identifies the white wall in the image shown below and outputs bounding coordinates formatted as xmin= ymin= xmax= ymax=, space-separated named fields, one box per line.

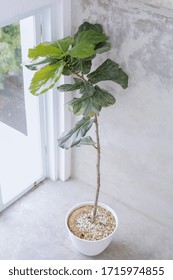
xmin=71 ymin=0 xmax=173 ymax=226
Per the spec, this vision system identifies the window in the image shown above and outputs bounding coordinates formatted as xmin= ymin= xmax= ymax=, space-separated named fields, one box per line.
xmin=0 ymin=22 xmax=27 ymax=135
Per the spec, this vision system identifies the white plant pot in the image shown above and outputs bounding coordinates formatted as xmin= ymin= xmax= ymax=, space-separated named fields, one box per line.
xmin=65 ymin=201 xmax=118 ymax=256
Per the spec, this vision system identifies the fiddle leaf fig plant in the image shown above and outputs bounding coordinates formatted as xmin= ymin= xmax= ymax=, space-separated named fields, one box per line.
xmin=25 ymin=22 xmax=128 ymax=221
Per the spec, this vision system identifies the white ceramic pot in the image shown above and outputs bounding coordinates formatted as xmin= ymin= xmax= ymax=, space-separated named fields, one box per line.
xmin=65 ymin=201 xmax=118 ymax=256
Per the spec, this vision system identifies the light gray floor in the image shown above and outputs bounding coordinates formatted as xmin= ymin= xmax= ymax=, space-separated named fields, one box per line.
xmin=0 ymin=178 xmax=172 ymax=260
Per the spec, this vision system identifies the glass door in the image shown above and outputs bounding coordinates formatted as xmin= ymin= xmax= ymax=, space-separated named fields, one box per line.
xmin=0 ymin=16 xmax=46 ymax=211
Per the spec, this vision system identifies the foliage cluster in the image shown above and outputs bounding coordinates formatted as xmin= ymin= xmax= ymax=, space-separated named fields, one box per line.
xmin=0 ymin=23 xmax=22 ymax=90
xmin=26 ymin=22 xmax=128 ymax=219
xmin=26 ymin=22 xmax=128 ymax=149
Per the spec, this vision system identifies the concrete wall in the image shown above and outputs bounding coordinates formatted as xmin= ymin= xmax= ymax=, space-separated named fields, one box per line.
xmin=71 ymin=0 xmax=173 ymax=226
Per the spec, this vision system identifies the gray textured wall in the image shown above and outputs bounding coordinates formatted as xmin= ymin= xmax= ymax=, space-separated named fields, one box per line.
xmin=71 ymin=0 xmax=173 ymax=226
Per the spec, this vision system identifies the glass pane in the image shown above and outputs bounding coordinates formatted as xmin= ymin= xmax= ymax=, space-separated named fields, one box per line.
xmin=0 ymin=22 xmax=27 ymax=135
xmin=0 ymin=16 xmax=44 ymax=206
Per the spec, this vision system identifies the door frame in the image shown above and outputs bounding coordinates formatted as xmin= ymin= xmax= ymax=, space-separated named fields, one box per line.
xmin=38 ymin=0 xmax=72 ymax=182
xmin=0 ymin=0 xmax=72 ymax=212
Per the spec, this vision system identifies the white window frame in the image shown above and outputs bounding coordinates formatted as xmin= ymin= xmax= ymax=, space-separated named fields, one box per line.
xmin=0 ymin=0 xmax=72 ymax=208
xmin=39 ymin=0 xmax=72 ymax=181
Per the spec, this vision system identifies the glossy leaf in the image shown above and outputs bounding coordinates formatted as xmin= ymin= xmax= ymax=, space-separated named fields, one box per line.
xmin=56 ymin=36 xmax=72 ymax=52
xmin=25 ymin=57 xmax=57 ymax=71
xmin=68 ymin=98 xmax=84 ymax=115
xmin=93 ymin=86 xmax=116 ymax=107
xmin=68 ymin=94 xmax=102 ymax=117
xmin=95 ymin=42 xmax=111 ymax=54
xmin=77 ymin=136 xmax=96 ymax=147
xmin=30 ymin=61 xmax=64 ymax=95
xmin=68 ymin=82 xmax=114 ymax=117
xmin=80 ymin=59 xmax=92 ymax=74
xmin=82 ymin=97 xmax=101 ymax=116
xmin=88 ymin=58 xmax=128 ymax=89
xmin=28 ymin=42 xmax=63 ymax=60
xmin=80 ymin=82 xmax=95 ymax=97
xmin=70 ymin=30 xmax=108 ymax=59
xmin=57 ymin=78 xmax=83 ymax=92
xmin=58 ymin=117 xmax=94 ymax=149
xmin=62 ymin=65 xmax=72 ymax=76
xmin=74 ymin=22 xmax=103 ymax=38
xmin=74 ymin=30 xmax=108 ymax=46
xmin=70 ymin=41 xmax=95 ymax=58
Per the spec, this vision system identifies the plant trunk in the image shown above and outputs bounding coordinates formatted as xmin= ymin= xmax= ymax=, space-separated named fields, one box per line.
xmin=92 ymin=114 xmax=101 ymax=222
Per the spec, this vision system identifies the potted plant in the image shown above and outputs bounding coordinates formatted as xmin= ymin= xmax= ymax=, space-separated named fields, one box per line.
xmin=25 ymin=22 xmax=128 ymax=256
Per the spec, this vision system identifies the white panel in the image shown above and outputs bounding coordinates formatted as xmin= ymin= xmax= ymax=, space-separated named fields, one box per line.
xmin=0 ymin=0 xmax=57 ymax=25
xmin=57 ymin=0 xmax=72 ymax=181
xmin=40 ymin=0 xmax=72 ymax=181
xmin=0 ymin=16 xmax=44 ymax=205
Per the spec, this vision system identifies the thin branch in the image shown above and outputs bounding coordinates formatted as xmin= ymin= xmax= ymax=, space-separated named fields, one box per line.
xmin=75 ymin=72 xmax=87 ymax=83
xmin=92 ymin=114 xmax=101 ymax=222
xmin=92 ymin=144 xmax=98 ymax=150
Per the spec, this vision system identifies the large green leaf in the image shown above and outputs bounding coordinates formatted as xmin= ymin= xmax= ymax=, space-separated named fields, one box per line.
xmin=58 ymin=117 xmax=94 ymax=149
xmin=80 ymin=59 xmax=92 ymax=74
xmin=25 ymin=57 xmax=57 ymax=71
xmin=77 ymin=136 xmax=96 ymax=147
xmin=56 ymin=36 xmax=72 ymax=52
xmin=30 ymin=61 xmax=64 ymax=95
xmin=68 ymin=95 xmax=101 ymax=117
xmin=62 ymin=65 xmax=73 ymax=76
xmin=68 ymin=98 xmax=84 ymax=115
xmin=87 ymin=58 xmax=128 ymax=89
xmin=82 ymin=97 xmax=101 ymax=116
xmin=70 ymin=30 xmax=108 ymax=59
xmin=74 ymin=22 xmax=103 ymax=38
xmin=95 ymin=42 xmax=111 ymax=54
xmin=68 ymin=84 xmax=115 ymax=117
xmin=68 ymin=81 xmax=108 ymax=116
xmin=74 ymin=30 xmax=107 ymax=46
xmin=93 ymin=86 xmax=116 ymax=107
xmin=80 ymin=81 xmax=95 ymax=97
xmin=57 ymin=78 xmax=83 ymax=92
xmin=28 ymin=42 xmax=63 ymax=60
xmin=69 ymin=41 xmax=95 ymax=59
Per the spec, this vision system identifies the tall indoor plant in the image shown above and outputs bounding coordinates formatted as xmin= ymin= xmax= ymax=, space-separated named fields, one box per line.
xmin=26 ymin=22 xmax=128 ymax=255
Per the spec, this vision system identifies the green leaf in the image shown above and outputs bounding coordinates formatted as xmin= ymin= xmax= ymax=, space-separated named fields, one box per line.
xmin=70 ymin=57 xmax=81 ymax=70
xmin=56 ymin=36 xmax=72 ymax=52
xmin=95 ymin=42 xmax=111 ymax=54
xmin=70 ymin=30 xmax=108 ymax=59
xmin=77 ymin=136 xmax=96 ymax=147
xmin=74 ymin=30 xmax=108 ymax=47
xmin=70 ymin=41 xmax=95 ymax=58
xmin=68 ymin=98 xmax=84 ymax=115
xmin=57 ymin=78 xmax=83 ymax=92
xmin=93 ymin=86 xmax=116 ymax=107
xmin=28 ymin=42 xmax=63 ymax=60
xmin=68 ymin=84 xmax=115 ymax=117
xmin=82 ymin=97 xmax=101 ymax=116
xmin=87 ymin=58 xmax=128 ymax=89
xmin=80 ymin=59 xmax=92 ymax=74
xmin=62 ymin=66 xmax=72 ymax=76
xmin=68 ymin=96 xmax=101 ymax=117
xmin=25 ymin=57 xmax=57 ymax=71
xmin=58 ymin=117 xmax=94 ymax=149
xmin=80 ymin=82 xmax=95 ymax=97
xmin=68 ymin=83 xmax=108 ymax=117
xmin=74 ymin=22 xmax=103 ymax=38
xmin=30 ymin=61 xmax=64 ymax=95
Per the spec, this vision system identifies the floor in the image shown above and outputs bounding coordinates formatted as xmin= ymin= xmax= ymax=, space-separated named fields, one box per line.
xmin=0 ymin=178 xmax=172 ymax=260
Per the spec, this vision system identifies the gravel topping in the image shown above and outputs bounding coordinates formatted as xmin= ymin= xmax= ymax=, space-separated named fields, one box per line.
xmin=68 ymin=205 xmax=116 ymax=241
